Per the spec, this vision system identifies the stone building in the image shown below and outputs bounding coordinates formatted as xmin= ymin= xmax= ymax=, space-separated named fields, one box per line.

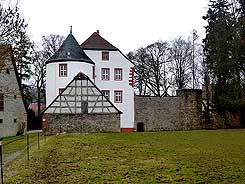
xmin=43 ymin=72 xmax=121 ymax=134
xmin=0 ymin=46 xmax=27 ymax=138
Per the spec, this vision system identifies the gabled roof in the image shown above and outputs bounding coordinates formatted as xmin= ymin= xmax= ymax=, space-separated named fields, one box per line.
xmin=43 ymin=72 xmax=122 ymax=114
xmin=81 ymin=31 xmax=118 ymax=51
xmin=47 ymin=33 xmax=94 ymax=64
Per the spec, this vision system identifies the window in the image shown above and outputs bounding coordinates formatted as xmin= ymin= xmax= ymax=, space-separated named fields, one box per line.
xmin=59 ymin=64 xmax=67 ymax=77
xmin=0 ymin=94 xmax=3 ymax=111
xmin=102 ymin=90 xmax=110 ymax=100
xmin=0 ymin=119 xmax=2 ymax=123
xmin=14 ymin=119 xmax=17 ymax=123
xmin=102 ymin=51 xmax=109 ymax=60
xmin=114 ymin=90 xmax=123 ymax=103
xmin=14 ymin=95 xmax=16 ymax=99
xmin=101 ymin=68 xmax=110 ymax=80
xmin=92 ymin=66 xmax=95 ymax=79
xmin=114 ymin=68 xmax=123 ymax=81
xmin=59 ymin=88 xmax=65 ymax=94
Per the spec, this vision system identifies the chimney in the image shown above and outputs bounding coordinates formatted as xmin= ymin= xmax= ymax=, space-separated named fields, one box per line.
xmin=96 ymin=30 xmax=100 ymax=34
xmin=70 ymin=25 xmax=72 ymax=34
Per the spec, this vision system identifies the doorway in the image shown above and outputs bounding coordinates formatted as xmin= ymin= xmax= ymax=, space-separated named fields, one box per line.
xmin=137 ymin=122 xmax=144 ymax=132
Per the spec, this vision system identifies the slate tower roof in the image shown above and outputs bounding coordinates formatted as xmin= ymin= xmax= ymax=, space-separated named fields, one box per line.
xmin=47 ymin=32 xmax=94 ymax=64
xmin=81 ymin=31 xmax=118 ymax=51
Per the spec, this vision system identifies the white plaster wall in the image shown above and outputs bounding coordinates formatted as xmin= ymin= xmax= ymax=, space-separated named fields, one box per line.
xmin=0 ymin=57 xmax=27 ymax=138
xmin=84 ymin=50 xmax=135 ymax=129
xmin=46 ymin=61 xmax=94 ymax=107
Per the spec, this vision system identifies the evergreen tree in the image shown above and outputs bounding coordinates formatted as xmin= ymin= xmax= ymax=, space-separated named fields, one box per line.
xmin=203 ymin=0 xmax=235 ymax=112
xmin=239 ymin=0 xmax=245 ymax=87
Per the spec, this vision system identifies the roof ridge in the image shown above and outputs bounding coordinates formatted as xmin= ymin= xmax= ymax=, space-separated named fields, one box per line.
xmin=81 ymin=32 xmax=118 ymax=51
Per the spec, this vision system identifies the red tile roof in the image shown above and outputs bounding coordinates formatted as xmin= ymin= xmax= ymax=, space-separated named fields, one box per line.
xmin=81 ymin=32 xmax=118 ymax=51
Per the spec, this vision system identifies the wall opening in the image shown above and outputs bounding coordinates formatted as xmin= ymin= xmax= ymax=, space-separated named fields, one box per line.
xmin=137 ymin=122 xmax=144 ymax=132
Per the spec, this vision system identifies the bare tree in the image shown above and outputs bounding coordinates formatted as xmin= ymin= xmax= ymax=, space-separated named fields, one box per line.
xmin=0 ymin=3 xmax=32 ymax=85
xmin=41 ymin=34 xmax=65 ymax=59
xmin=189 ymin=30 xmax=204 ymax=89
xmin=129 ymin=41 xmax=170 ymax=96
xmin=29 ymin=34 xmax=64 ymax=117
xmin=144 ymin=41 xmax=169 ymax=96
xmin=128 ymin=48 xmax=155 ymax=96
xmin=168 ymin=37 xmax=192 ymax=90
xmin=128 ymin=33 xmax=203 ymax=96
xmin=30 ymin=48 xmax=46 ymax=117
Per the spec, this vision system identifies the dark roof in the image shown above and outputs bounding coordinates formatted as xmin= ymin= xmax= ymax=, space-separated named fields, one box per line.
xmin=47 ymin=33 xmax=94 ymax=64
xmin=81 ymin=32 xmax=118 ymax=51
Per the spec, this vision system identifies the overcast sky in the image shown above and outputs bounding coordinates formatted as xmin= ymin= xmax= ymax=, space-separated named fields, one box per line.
xmin=11 ymin=0 xmax=209 ymax=53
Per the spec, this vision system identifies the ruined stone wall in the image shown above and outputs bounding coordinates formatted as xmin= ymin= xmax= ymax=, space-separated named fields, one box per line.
xmin=135 ymin=89 xmax=202 ymax=131
xmin=135 ymin=96 xmax=180 ymax=131
xmin=176 ymin=89 xmax=202 ymax=130
xmin=43 ymin=113 xmax=120 ymax=134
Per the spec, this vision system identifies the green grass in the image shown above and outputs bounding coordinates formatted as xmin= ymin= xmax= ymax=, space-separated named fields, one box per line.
xmin=4 ymin=130 xmax=245 ymax=183
xmin=2 ymin=133 xmax=43 ymax=155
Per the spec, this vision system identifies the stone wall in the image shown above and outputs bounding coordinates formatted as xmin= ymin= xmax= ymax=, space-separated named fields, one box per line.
xmin=135 ymin=89 xmax=202 ymax=131
xmin=177 ymin=89 xmax=203 ymax=130
xmin=43 ymin=113 xmax=120 ymax=134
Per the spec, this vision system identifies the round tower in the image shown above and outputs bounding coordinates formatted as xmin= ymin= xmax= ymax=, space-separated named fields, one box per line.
xmin=46 ymin=31 xmax=95 ymax=106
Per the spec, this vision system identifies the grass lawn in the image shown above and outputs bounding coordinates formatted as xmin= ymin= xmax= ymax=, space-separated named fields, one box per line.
xmin=2 ymin=133 xmax=43 ymax=156
xmin=4 ymin=130 xmax=245 ymax=183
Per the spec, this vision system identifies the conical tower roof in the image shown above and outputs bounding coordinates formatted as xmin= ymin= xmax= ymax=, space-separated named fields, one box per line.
xmin=46 ymin=33 xmax=94 ymax=64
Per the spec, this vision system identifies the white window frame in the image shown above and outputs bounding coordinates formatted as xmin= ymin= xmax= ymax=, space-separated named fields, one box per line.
xmin=102 ymin=68 xmax=110 ymax=80
xmin=114 ymin=68 xmax=123 ymax=81
xmin=59 ymin=64 xmax=67 ymax=77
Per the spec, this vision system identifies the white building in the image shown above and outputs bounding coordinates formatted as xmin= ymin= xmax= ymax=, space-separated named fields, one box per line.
xmin=45 ymin=30 xmax=135 ymax=132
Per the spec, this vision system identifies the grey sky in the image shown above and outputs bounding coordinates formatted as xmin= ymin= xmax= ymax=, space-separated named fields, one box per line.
xmin=16 ymin=0 xmax=209 ymax=53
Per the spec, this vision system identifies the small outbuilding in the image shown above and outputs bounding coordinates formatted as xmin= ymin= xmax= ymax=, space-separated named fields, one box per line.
xmin=43 ymin=72 xmax=121 ymax=134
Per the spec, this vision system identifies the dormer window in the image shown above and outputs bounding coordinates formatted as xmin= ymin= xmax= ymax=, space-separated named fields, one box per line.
xmin=59 ymin=64 xmax=67 ymax=77
xmin=102 ymin=51 xmax=109 ymax=61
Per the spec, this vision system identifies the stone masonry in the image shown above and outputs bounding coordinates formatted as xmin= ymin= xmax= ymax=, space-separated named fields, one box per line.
xmin=135 ymin=89 xmax=202 ymax=131
xmin=43 ymin=113 xmax=120 ymax=134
